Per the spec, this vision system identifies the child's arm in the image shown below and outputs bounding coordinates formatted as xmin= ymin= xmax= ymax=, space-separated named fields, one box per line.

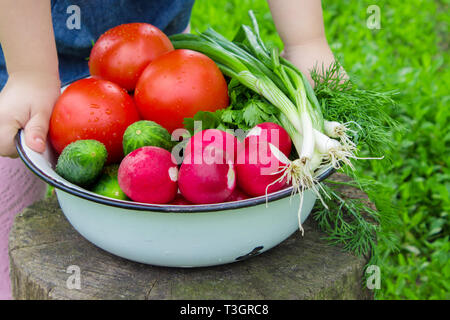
xmin=0 ymin=0 xmax=60 ymax=157
xmin=268 ymin=0 xmax=337 ymax=84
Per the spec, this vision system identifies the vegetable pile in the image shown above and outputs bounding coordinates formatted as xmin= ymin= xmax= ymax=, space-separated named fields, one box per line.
xmin=171 ymin=18 xmax=372 ymax=195
xmin=49 ymin=20 xmax=297 ymax=206
xmin=49 ymin=12 xmax=398 ymax=255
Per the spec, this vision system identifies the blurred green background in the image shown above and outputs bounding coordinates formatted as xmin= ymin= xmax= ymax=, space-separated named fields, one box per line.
xmin=190 ymin=0 xmax=449 ymax=299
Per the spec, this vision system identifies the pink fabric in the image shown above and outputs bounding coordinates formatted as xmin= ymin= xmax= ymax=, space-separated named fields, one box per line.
xmin=0 ymin=156 xmax=46 ymax=300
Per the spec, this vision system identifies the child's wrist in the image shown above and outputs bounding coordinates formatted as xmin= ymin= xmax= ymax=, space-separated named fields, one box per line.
xmin=7 ymin=70 xmax=60 ymax=87
xmin=283 ymin=35 xmax=330 ymax=53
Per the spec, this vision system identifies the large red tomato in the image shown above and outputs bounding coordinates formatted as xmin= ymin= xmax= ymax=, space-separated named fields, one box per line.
xmin=134 ymin=49 xmax=229 ymax=133
xmin=89 ymin=23 xmax=174 ymax=91
xmin=49 ymin=78 xmax=140 ymax=163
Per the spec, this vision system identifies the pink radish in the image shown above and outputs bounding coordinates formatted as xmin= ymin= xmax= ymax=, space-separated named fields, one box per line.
xmin=179 ymin=144 xmax=236 ymax=204
xmin=184 ymin=129 xmax=242 ymax=164
xmin=225 ymin=187 xmax=250 ymax=202
xmin=118 ymin=146 xmax=178 ymax=204
xmin=245 ymin=122 xmax=292 ymax=157
xmin=236 ymin=141 xmax=289 ymax=197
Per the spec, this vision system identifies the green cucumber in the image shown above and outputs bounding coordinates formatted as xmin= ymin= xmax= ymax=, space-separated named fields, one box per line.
xmin=123 ymin=120 xmax=173 ymax=155
xmin=91 ymin=164 xmax=129 ymax=200
xmin=56 ymin=140 xmax=107 ymax=187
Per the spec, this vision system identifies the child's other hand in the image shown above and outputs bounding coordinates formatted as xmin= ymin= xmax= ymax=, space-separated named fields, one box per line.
xmin=282 ymin=37 xmax=337 ymax=87
xmin=0 ymin=71 xmax=60 ymax=157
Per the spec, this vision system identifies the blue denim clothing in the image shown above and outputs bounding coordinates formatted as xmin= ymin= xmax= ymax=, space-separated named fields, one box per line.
xmin=0 ymin=0 xmax=195 ymax=89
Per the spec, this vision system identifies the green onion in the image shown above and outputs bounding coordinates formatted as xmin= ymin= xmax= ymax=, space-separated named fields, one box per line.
xmin=170 ymin=11 xmax=387 ymax=235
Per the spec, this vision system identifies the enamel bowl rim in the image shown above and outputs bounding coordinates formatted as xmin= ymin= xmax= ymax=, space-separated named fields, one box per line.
xmin=15 ymin=129 xmax=334 ymax=213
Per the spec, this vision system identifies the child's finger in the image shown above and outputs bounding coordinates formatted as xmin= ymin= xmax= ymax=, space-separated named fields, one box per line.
xmin=0 ymin=123 xmax=20 ymax=157
xmin=23 ymin=112 xmax=50 ymax=154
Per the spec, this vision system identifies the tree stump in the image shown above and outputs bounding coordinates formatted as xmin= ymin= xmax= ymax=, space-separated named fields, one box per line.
xmin=9 ymin=174 xmax=373 ymax=300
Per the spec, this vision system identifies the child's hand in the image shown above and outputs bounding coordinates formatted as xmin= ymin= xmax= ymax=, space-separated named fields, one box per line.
xmin=268 ymin=0 xmax=346 ymax=87
xmin=0 ymin=71 xmax=60 ymax=157
xmin=282 ymin=37 xmax=337 ymax=86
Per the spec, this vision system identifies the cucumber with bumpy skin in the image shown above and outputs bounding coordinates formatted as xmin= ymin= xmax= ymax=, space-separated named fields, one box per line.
xmin=56 ymin=140 xmax=107 ymax=187
xmin=91 ymin=164 xmax=129 ymax=200
xmin=122 ymin=120 xmax=174 ymax=156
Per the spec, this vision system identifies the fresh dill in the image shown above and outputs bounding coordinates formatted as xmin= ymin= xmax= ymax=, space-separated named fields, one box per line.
xmin=312 ymin=62 xmax=399 ymax=159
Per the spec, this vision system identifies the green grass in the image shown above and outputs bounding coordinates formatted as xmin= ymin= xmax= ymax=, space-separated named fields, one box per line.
xmin=190 ymin=0 xmax=450 ymax=299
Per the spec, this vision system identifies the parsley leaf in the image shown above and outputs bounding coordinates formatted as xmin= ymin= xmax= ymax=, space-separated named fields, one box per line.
xmin=183 ymin=81 xmax=281 ymax=134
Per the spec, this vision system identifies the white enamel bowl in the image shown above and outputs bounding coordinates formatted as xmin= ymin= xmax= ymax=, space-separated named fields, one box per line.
xmin=15 ymin=130 xmax=334 ymax=267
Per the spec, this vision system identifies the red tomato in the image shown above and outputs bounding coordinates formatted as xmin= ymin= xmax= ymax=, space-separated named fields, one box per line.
xmin=89 ymin=23 xmax=174 ymax=91
xmin=134 ymin=49 xmax=229 ymax=133
xmin=49 ymin=78 xmax=140 ymax=163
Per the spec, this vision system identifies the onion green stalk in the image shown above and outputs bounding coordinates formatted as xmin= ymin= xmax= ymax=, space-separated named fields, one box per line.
xmin=170 ymin=12 xmax=368 ymax=233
